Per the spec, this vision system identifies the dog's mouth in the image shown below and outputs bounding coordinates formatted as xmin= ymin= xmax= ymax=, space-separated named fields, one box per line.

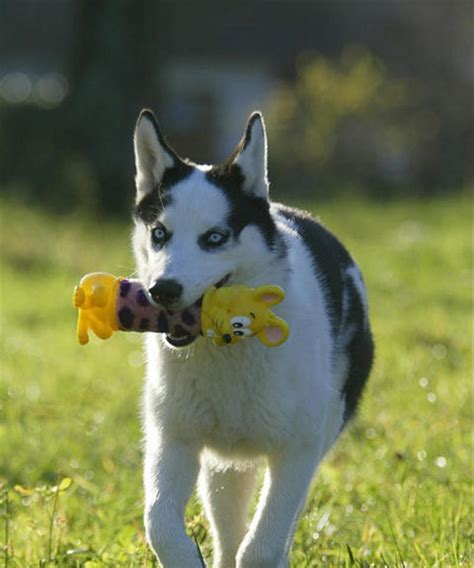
xmin=214 ymin=274 xmax=231 ymax=290
xmin=165 ymin=274 xmax=231 ymax=348
xmin=165 ymin=329 xmax=198 ymax=348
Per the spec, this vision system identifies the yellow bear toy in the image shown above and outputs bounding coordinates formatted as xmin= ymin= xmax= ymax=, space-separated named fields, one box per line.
xmin=201 ymin=284 xmax=289 ymax=348
xmin=73 ymin=272 xmax=122 ymax=345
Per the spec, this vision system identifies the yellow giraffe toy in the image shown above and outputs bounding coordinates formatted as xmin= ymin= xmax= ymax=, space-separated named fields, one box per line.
xmin=73 ymin=272 xmax=122 ymax=345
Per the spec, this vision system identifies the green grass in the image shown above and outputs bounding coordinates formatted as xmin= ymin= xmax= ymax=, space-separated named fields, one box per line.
xmin=1 ymin=193 xmax=472 ymax=567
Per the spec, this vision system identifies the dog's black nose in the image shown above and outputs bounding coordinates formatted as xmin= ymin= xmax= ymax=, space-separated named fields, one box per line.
xmin=149 ymin=279 xmax=183 ymax=306
xmin=222 ymin=334 xmax=232 ymax=344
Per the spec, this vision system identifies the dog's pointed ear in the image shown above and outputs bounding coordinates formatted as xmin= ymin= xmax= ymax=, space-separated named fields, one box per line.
xmin=134 ymin=109 xmax=182 ymax=201
xmin=232 ymin=111 xmax=269 ymax=199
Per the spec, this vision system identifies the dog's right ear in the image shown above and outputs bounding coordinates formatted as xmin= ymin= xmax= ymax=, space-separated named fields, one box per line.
xmin=134 ymin=109 xmax=182 ymax=201
xmin=231 ymin=111 xmax=269 ymax=199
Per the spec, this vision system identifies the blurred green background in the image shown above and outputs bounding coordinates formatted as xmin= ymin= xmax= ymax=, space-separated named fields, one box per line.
xmin=0 ymin=1 xmax=472 ymax=212
xmin=0 ymin=1 xmax=472 ymax=566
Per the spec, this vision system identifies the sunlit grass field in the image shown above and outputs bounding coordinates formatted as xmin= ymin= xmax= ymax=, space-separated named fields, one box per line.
xmin=1 ymin=193 xmax=472 ymax=567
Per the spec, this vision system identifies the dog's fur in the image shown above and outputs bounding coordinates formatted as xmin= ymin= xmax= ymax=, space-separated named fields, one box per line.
xmin=132 ymin=109 xmax=374 ymax=568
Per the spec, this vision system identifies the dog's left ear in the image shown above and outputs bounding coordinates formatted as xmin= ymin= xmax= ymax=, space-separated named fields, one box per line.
xmin=232 ymin=111 xmax=269 ymax=199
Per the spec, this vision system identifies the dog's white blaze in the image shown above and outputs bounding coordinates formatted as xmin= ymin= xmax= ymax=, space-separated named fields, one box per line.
xmin=162 ymin=170 xmax=229 ymax=230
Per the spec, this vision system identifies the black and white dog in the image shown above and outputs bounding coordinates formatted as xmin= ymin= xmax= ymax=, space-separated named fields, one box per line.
xmin=132 ymin=109 xmax=374 ymax=568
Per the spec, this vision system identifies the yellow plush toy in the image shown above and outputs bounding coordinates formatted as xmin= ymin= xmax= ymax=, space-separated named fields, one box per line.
xmin=73 ymin=273 xmax=289 ymax=348
xmin=201 ymin=285 xmax=289 ymax=348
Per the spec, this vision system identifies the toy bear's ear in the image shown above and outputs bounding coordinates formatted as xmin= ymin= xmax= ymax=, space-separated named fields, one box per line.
xmin=258 ymin=320 xmax=289 ymax=348
xmin=253 ymin=285 xmax=285 ymax=307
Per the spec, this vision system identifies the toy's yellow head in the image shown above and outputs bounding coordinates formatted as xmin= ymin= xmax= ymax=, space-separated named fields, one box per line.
xmin=201 ymin=284 xmax=289 ymax=348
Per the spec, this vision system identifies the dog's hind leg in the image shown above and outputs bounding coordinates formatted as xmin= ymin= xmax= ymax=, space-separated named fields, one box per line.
xmin=199 ymin=457 xmax=258 ymax=568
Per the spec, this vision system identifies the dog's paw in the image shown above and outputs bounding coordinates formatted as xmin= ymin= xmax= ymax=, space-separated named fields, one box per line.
xmin=236 ymin=543 xmax=288 ymax=568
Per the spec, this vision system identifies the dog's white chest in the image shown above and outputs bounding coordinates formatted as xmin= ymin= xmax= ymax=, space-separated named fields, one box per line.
xmin=147 ymin=337 xmax=301 ymax=456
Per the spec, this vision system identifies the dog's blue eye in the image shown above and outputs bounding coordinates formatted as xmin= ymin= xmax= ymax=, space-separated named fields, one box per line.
xmin=199 ymin=229 xmax=230 ymax=250
xmin=208 ymin=232 xmax=224 ymax=244
xmin=151 ymin=225 xmax=168 ymax=245
xmin=205 ymin=231 xmax=228 ymax=247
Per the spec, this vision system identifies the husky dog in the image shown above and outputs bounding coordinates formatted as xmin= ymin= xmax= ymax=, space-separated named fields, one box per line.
xmin=132 ymin=109 xmax=374 ymax=568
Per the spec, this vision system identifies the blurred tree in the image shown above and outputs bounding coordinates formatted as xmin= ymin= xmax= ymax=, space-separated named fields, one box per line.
xmin=0 ymin=0 xmax=160 ymax=214
xmin=265 ymin=47 xmax=468 ymax=198
xmin=0 ymin=1 xmax=471 ymax=210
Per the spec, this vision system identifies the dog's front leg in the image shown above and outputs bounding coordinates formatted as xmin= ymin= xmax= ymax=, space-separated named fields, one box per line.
xmin=144 ymin=436 xmax=204 ymax=567
xmin=236 ymin=445 xmax=320 ymax=568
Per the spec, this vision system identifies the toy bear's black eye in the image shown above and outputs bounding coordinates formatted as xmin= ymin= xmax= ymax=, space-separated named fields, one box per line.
xmin=233 ymin=330 xmax=244 ymax=336
xmin=232 ymin=322 xmax=243 ymax=328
